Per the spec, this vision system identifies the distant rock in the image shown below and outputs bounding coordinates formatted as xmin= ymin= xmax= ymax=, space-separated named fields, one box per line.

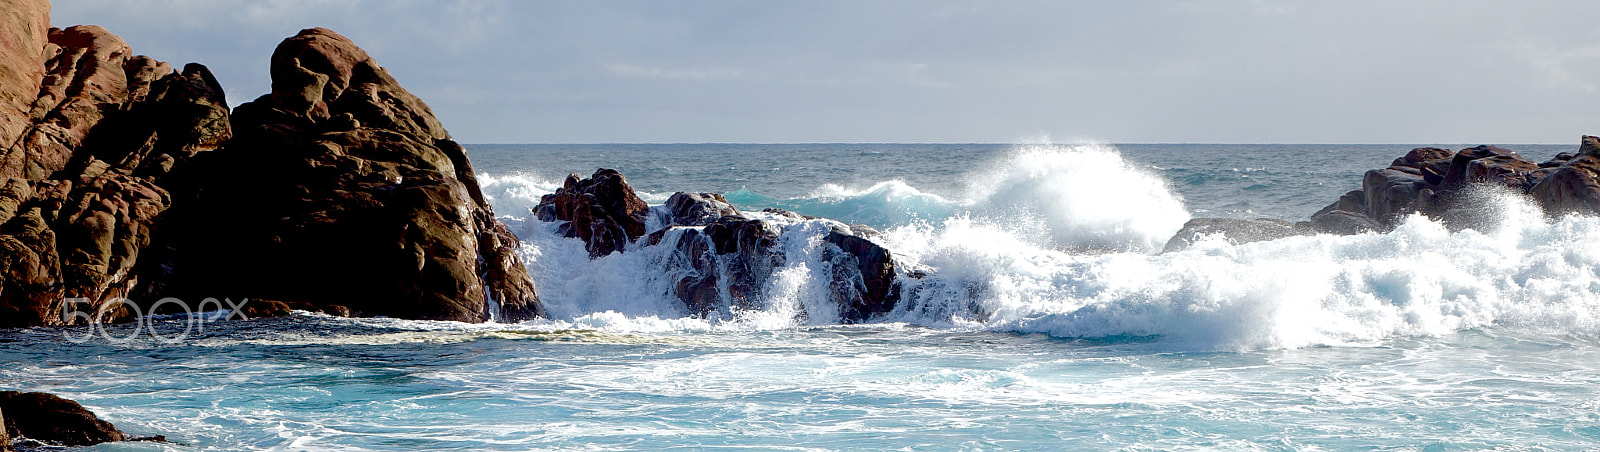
xmin=0 ymin=391 xmax=125 ymax=447
xmin=144 ymin=28 xmax=541 ymax=322
xmin=1308 ymin=141 xmax=1572 ymax=233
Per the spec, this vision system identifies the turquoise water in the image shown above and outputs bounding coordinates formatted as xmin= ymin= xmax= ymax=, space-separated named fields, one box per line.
xmin=6 ymin=143 xmax=1600 ymax=450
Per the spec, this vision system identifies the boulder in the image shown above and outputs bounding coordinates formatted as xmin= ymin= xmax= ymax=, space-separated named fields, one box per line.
xmin=0 ymin=391 xmax=124 ymax=447
xmin=1161 ymin=218 xmax=1314 ymax=252
xmin=534 ymin=169 xmax=650 ymax=257
xmin=141 ymin=28 xmax=541 ymax=323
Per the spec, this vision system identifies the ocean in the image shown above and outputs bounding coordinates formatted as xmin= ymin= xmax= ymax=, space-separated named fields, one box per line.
xmin=6 ymin=143 xmax=1600 ymax=450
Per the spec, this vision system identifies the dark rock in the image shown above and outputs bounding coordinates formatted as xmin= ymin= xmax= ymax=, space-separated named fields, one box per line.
xmin=0 ymin=391 xmax=125 ymax=447
xmin=140 ymin=28 xmax=541 ymax=323
xmin=641 ymin=209 xmax=900 ymax=323
xmin=1532 ymin=153 xmax=1600 ymax=216
xmin=824 ymin=228 xmax=900 ymax=321
xmin=1161 ymin=218 xmax=1314 ymax=252
xmin=1311 ymin=142 xmax=1573 ymax=233
xmin=534 ymin=169 xmax=650 ymax=257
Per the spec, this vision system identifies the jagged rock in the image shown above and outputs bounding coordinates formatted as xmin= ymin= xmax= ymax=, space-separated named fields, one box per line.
xmin=824 ymin=227 xmax=900 ymax=321
xmin=1161 ymin=218 xmax=1314 ymax=252
xmin=0 ymin=391 xmax=125 ymax=447
xmin=534 ymin=169 xmax=649 ymax=257
xmin=143 ymin=28 xmax=541 ymax=323
xmin=662 ymin=191 xmax=739 ymax=226
xmin=621 ymin=186 xmax=901 ymax=322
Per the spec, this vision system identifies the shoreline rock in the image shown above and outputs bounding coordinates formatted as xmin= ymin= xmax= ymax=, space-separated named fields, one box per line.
xmin=0 ymin=0 xmax=540 ymax=327
xmin=0 ymin=391 xmax=125 ymax=447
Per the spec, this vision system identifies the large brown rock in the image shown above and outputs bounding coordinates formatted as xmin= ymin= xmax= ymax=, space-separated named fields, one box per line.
xmin=144 ymin=28 xmax=540 ymax=322
xmin=0 ymin=6 xmax=232 ymax=327
xmin=0 ymin=391 xmax=124 ymax=447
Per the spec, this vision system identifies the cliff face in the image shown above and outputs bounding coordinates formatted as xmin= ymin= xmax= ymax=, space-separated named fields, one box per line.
xmin=0 ymin=2 xmax=539 ymax=326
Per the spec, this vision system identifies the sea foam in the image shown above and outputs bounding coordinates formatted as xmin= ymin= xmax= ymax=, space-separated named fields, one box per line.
xmin=481 ymin=145 xmax=1600 ymax=350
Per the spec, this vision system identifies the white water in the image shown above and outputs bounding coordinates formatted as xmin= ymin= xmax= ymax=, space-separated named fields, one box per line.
xmin=477 ymin=144 xmax=1600 ymax=352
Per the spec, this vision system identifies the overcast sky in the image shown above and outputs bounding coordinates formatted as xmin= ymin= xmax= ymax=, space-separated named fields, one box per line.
xmin=50 ymin=0 xmax=1600 ymax=144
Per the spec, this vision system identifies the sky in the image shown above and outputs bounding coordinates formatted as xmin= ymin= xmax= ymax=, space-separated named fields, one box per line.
xmin=49 ymin=0 xmax=1600 ymax=144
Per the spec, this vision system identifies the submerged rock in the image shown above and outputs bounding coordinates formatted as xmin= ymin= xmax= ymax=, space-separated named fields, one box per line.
xmin=144 ymin=28 xmax=541 ymax=322
xmin=1161 ymin=218 xmax=1314 ymax=252
xmin=0 ymin=391 xmax=125 ymax=447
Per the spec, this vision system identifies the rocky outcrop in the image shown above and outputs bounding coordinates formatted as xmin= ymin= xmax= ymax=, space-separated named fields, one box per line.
xmin=534 ymin=169 xmax=649 ymax=257
xmin=544 ymin=170 xmax=903 ymax=322
xmin=1161 ymin=218 xmax=1313 ymax=252
xmin=0 ymin=15 xmax=232 ymax=327
xmin=143 ymin=28 xmax=540 ymax=322
xmin=0 ymin=391 xmax=124 ymax=447
xmin=1309 ymin=144 xmax=1553 ymax=232
xmin=1299 ymin=137 xmax=1600 ymax=236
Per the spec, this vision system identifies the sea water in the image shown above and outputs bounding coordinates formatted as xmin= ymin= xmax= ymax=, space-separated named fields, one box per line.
xmin=5 ymin=143 xmax=1600 ymax=450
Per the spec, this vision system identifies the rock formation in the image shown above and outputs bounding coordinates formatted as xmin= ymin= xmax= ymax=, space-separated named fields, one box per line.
xmin=0 ymin=391 xmax=125 ymax=447
xmin=537 ymin=170 xmax=902 ymax=322
xmin=1305 ymin=138 xmax=1600 ymax=233
xmin=143 ymin=28 xmax=540 ymax=322
xmin=0 ymin=0 xmax=539 ymax=326
xmin=534 ymin=169 xmax=650 ymax=257
xmin=1165 ymin=138 xmax=1600 ymax=250
xmin=0 ymin=1 xmax=232 ymax=327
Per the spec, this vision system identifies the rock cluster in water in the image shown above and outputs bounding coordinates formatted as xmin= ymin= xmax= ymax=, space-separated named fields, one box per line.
xmin=1166 ymin=137 xmax=1600 ymax=251
xmin=535 ymin=170 xmax=903 ymax=322
xmin=0 ymin=1 xmax=537 ymax=326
